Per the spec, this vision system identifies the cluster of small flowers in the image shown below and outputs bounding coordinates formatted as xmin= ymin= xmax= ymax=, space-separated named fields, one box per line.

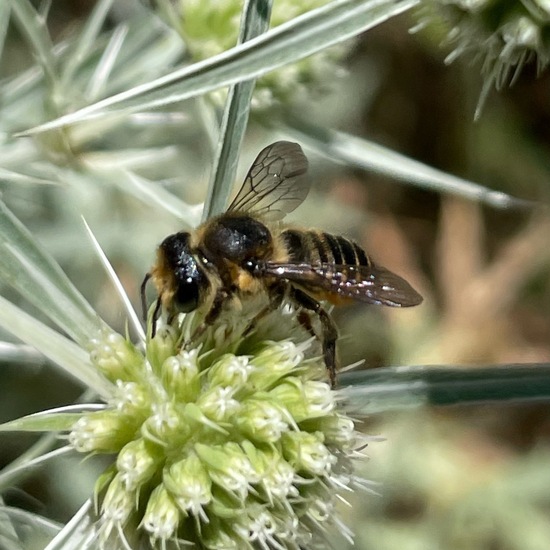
xmin=69 ymin=317 xmax=359 ymax=548
xmin=419 ymin=0 xmax=550 ymax=99
xmin=176 ymin=0 xmax=350 ymax=111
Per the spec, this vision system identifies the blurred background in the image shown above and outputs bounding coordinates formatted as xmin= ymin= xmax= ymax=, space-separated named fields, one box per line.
xmin=1 ymin=1 xmax=550 ymax=549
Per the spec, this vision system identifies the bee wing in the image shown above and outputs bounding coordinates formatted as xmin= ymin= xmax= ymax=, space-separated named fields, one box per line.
xmin=228 ymin=141 xmax=309 ymax=221
xmin=260 ymin=262 xmax=423 ymax=307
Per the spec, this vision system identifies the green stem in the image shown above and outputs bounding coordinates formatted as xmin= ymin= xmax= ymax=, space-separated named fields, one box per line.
xmin=341 ymin=364 xmax=550 ymax=413
xmin=202 ymin=0 xmax=273 ymax=220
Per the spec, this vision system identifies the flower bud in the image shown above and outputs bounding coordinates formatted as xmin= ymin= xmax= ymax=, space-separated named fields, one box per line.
xmin=232 ymin=505 xmax=279 ymax=547
xmin=269 ymin=378 xmax=335 ymax=422
xmin=235 ymin=399 xmax=289 ymax=443
xmin=197 ymin=385 xmax=240 ymax=423
xmin=248 ymin=341 xmax=305 ymax=390
xmin=315 ymin=414 xmax=356 ymax=449
xmin=283 ymin=431 xmax=336 ymax=477
xmin=195 ymin=442 xmax=257 ymax=501
xmin=141 ymin=484 xmax=180 ymax=542
xmin=69 ymin=410 xmax=136 ymax=453
xmin=117 ymin=438 xmax=162 ymax=491
xmin=161 ymin=348 xmax=200 ymax=401
xmin=207 ymin=353 xmax=253 ymax=388
xmin=163 ymin=454 xmax=211 ymax=519
xmin=142 ymin=401 xmax=187 ymax=445
xmin=89 ymin=329 xmax=144 ymax=382
xmin=240 ymin=441 xmax=297 ymax=502
xmin=101 ymin=473 xmax=134 ymax=529
xmin=109 ymin=380 xmax=150 ymax=417
xmin=202 ymin=521 xmax=240 ymax=549
xmin=146 ymin=325 xmax=178 ymax=373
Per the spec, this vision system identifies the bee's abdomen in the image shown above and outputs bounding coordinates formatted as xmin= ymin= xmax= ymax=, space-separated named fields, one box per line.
xmin=282 ymin=229 xmax=370 ymax=267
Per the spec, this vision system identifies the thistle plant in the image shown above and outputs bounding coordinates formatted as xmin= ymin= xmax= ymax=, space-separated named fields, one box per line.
xmin=1 ymin=0 xmax=550 ymax=549
xmin=0 ymin=195 xmax=367 ymax=548
xmin=73 ymin=305 xmax=363 ymax=548
xmin=0 ymin=3 xmax=377 ymax=547
xmin=172 ymin=0 xmax=352 ymax=110
xmin=417 ymin=0 xmax=550 ymax=116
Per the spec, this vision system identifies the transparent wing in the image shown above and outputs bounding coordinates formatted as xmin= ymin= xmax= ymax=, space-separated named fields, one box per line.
xmin=228 ymin=141 xmax=310 ymax=221
xmin=259 ymin=262 xmax=423 ymax=307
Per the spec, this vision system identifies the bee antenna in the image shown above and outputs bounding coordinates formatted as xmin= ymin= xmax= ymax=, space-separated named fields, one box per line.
xmin=140 ymin=273 xmax=152 ymax=323
xmin=151 ymin=296 xmax=162 ymax=339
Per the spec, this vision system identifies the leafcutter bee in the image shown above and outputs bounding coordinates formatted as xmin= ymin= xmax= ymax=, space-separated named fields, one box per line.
xmin=142 ymin=141 xmax=422 ymax=386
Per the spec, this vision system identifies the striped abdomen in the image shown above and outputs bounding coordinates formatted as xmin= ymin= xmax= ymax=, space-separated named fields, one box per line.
xmin=281 ymin=229 xmax=371 ymax=267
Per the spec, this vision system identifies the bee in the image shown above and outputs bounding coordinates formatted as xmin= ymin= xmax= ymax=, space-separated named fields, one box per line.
xmin=141 ymin=141 xmax=422 ymax=386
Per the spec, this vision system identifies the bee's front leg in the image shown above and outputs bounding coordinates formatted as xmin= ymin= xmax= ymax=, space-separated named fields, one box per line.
xmin=240 ymin=282 xmax=288 ymax=338
xmin=291 ymin=288 xmax=338 ymax=388
xmin=184 ymin=288 xmax=228 ymax=346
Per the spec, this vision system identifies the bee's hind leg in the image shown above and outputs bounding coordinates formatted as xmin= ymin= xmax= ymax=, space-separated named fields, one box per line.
xmin=296 ymin=310 xmax=316 ymax=339
xmin=291 ymin=288 xmax=338 ymax=388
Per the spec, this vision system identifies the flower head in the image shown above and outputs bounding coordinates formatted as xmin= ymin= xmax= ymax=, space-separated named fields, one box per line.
xmin=175 ymin=0 xmax=352 ymax=111
xmin=69 ymin=306 xmax=361 ymax=548
xmin=417 ymin=0 xmax=550 ymax=115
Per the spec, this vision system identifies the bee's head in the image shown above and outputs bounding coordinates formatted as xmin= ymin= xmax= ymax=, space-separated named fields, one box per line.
xmin=155 ymin=232 xmax=206 ymax=314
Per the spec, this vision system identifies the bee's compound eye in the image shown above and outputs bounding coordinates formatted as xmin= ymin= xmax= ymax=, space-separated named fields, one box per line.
xmin=174 ymin=269 xmax=202 ymax=313
xmin=160 ymin=232 xmax=205 ymax=313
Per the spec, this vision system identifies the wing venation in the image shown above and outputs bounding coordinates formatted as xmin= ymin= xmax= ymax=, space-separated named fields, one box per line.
xmin=260 ymin=261 xmax=423 ymax=307
xmin=228 ymin=141 xmax=309 ymax=221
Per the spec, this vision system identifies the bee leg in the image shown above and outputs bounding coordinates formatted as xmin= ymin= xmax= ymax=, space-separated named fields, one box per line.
xmin=141 ymin=273 xmax=166 ymax=339
xmin=186 ymin=289 xmax=227 ymax=346
xmin=140 ymin=272 xmax=152 ymax=323
xmin=241 ymin=283 xmax=287 ymax=337
xmin=297 ymin=310 xmax=316 ymax=339
xmin=202 ymin=291 xmax=226 ymax=329
xmin=291 ymin=288 xmax=338 ymax=388
xmin=150 ymin=296 xmax=162 ymax=338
